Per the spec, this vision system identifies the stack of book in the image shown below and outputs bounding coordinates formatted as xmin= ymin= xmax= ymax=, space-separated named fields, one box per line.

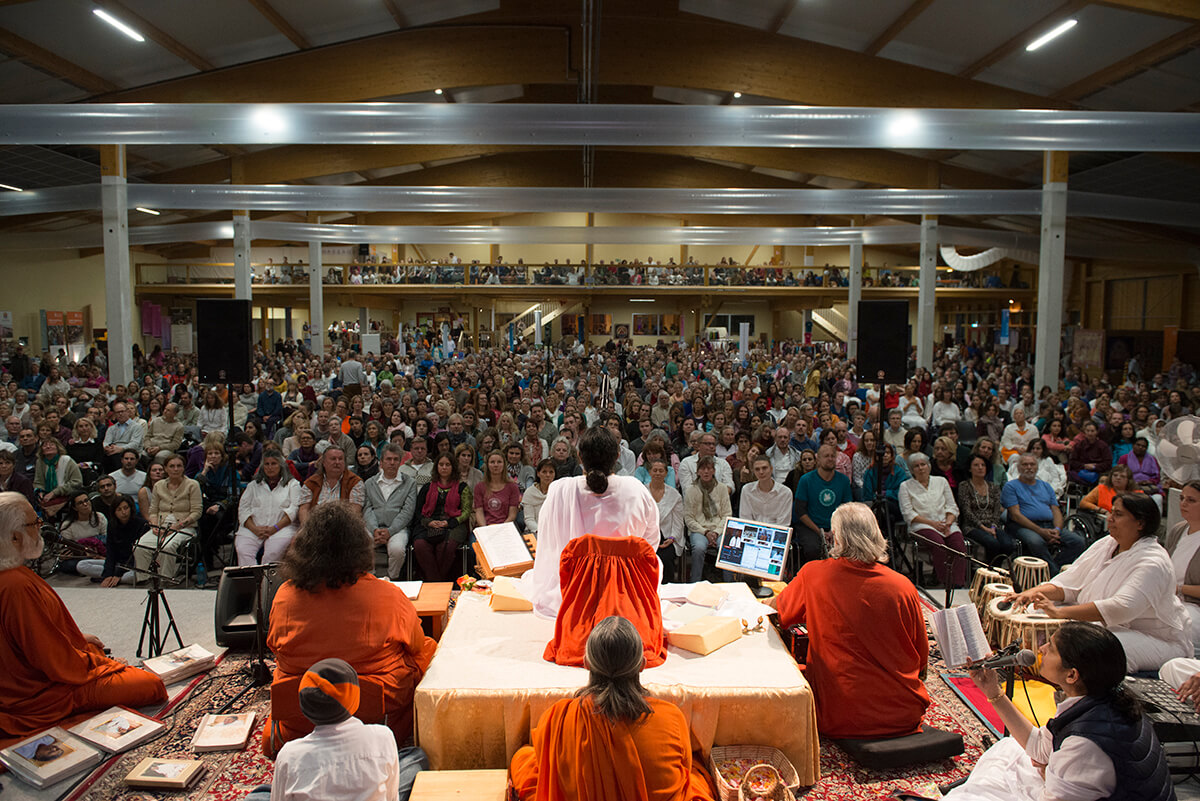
xmin=0 ymin=728 xmax=103 ymax=789
xmin=141 ymin=643 xmax=217 ymax=684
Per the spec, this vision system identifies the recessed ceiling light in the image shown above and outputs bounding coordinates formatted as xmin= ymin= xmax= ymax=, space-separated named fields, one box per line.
xmin=732 ymin=92 xmax=742 ymax=99
xmin=135 ymin=207 xmax=160 ymax=215
xmin=1025 ymin=18 xmax=1076 ymax=52
xmin=0 ymin=183 xmax=23 ymax=192
xmin=93 ymin=7 xmax=145 ymax=42
xmin=434 ymin=88 xmax=443 ymax=95
xmin=630 ymin=298 xmax=656 ymax=302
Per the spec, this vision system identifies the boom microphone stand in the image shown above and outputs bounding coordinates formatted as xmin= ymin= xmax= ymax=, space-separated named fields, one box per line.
xmin=869 ymin=373 xmax=912 ymax=576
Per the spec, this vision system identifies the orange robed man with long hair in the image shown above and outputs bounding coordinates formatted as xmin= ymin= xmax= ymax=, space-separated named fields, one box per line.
xmin=510 ymin=616 xmax=717 ymax=801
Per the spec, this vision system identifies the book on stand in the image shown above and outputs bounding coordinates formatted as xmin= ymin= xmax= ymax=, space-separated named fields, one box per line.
xmin=473 ymin=522 xmax=534 ymax=577
xmin=929 ymin=604 xmax=991 ymax=668
xmin=68 ymin=707 xmax=165 ymax=753
xmin=0 ymin=727 xmax=104 ymax=789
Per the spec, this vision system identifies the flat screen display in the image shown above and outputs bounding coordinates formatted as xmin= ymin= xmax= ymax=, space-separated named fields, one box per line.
xmin=714 ymin=516 xmax=792 ymax=582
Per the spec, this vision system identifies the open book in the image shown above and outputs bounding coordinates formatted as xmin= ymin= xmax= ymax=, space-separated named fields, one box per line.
xmin=473 ymin=522 xmax=534 ymax=577
xmin=929 ymin=604 xmax=991 ymax=668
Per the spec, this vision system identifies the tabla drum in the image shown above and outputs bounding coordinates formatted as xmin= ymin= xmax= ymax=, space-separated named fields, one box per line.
xmin=1013 ymin=556 xmax=1050 ymax=593
xmin=969 ymin=567 xmax=1007 ymax=611
xmin=984 ymin=597 xmax=1015 ymax=649
xmin=1000 ymin=611 xmax=1063 ymax=654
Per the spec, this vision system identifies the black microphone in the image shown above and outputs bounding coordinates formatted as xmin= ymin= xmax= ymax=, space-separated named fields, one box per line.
xmin=972 ymin=648 xmax=1037 ymax=670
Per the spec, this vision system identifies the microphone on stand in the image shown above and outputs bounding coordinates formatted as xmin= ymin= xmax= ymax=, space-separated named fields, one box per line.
xmin=971 ymin=648 xmax=1037 ymax=670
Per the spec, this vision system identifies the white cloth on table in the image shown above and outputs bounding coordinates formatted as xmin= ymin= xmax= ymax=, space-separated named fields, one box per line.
xmin=271 ymin=717 xmax=398 ymax=801
xmin=1050 ymin=535 xmax=1191 ymax=672
xmin=942 ymin=696 xmax=1115 ymax=801
xmin=235 ymin=478 xmax=301 ymax=565
xmin=521 ymin=474 xmax=659 ymax=619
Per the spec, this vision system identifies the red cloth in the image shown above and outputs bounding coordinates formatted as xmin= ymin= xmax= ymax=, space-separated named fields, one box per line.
xmin=261 ymin=573 xmax=436 ymax=757
xmin=776 ymin=558 xmax=929 ymax=739
xmin=509 ymin=696 xmax=717 ymax=801
xmin=544 ymin=535 xmax=666 ymax=669
xmin=0 ymin=566 xmax=167 ymax=747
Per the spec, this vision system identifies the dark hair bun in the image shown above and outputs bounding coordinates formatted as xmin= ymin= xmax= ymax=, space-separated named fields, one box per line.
xmin=586 ymin=468 xmax=609 ymax=494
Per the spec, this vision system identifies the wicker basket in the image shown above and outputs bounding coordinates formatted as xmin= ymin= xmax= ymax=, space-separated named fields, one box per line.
xmin=709 ymin=745 xmax=801 ymax=801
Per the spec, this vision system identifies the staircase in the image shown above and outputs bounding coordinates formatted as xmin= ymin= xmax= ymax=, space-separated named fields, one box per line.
xmin=518 ymin=301 xmax=584 ymax=338
xmin=811 ymin=304 xmax=849 ymax=342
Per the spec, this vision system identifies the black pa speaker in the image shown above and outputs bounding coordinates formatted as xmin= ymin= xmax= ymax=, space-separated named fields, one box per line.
xmin=196 ymin=299 xmax=253 ymax=384
xmin=214 ymin=565 xmax=283 ymax=649
xmin=855 ymin=300 xmax=910 ymax=384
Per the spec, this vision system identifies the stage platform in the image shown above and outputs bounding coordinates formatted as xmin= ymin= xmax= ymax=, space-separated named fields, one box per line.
xmin=414 ymin=583 xmax=821 ymax=784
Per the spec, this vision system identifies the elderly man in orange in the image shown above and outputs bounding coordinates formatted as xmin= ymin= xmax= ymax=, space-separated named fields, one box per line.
xmin=0 ymin=491 xmax=167 ymax=748
xmin=774 ymin=502 xmax=930 ymax=739
xmin=262 ymin=501 xmax=436 ymax=758
xmin=509 ymin=616 xmax=717 ymax=801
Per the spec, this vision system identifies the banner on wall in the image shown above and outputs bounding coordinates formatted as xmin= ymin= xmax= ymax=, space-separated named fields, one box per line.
xmin=738 ymin=322 xmax=750 ymax=361
xmin=45 ymin=311 xmax=65 ymax=349
xmin=1000 ymin=309 xmax=1010 ymax=345
xmin=0 ymin=311 xmax=12 ymax=340
xmin=65 ymin=311 xmax=85 ymax=362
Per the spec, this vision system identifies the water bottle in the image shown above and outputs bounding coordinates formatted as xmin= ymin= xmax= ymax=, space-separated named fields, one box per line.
xmin=196 ymin=561 xmax=208 ymax=589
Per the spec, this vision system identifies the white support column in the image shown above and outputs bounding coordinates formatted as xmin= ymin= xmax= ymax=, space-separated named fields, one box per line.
xmin=917 ymin=215 xmax=938 ymax=370
xmin=847 ymin=238 xmax=863 ymax=360
xmin=233 ymin=213 xmax=252 ymax=300
xmin=359 ymin=307 xmax=369 ymax=337
xmin=100 ymin=146 xmax=133 ymax=386
xmin=308 ymin=241 xmax=324 ymax=355
xmin=1035 ymin=152 xmax=1069 ymax=393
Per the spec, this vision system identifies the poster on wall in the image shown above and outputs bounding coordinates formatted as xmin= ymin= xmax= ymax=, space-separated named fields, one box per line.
xmin=1072 ymin=329 xmax=1104 ymax=370
xmin=45 ymin=311 xmax=65 ymax=349
xmin=614 ymin=323 xmax=630 ymax=340
xmin=65 ymin=311 xmax=85 ymax=362
xmin=0 ymin=311 xmax=12 ymax=339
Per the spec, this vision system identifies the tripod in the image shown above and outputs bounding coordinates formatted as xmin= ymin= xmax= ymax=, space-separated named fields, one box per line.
xmin=135 ymin=530 xmax=184 ymax=658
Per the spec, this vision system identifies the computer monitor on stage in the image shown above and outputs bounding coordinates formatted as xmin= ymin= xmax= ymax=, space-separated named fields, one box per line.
xmin=714 ymin=517 xmax=792 ymax=594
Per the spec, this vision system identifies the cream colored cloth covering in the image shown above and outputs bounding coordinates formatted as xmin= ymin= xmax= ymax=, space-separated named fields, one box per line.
xmin=414 ymin=583 xmax=821 ymax=785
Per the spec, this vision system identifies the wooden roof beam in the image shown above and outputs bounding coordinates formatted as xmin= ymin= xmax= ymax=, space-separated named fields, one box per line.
xmin=0 ymin=25 xmax=118 ymax=93
xmin=1052 ymin=23 xmax=1200 ymax=100
xmin=864 ymin=0 xmax=936 ymax=56
xmin=1094 ymin=0 xmax=1200 ymax=22
xmin=959 ymin=0 xmax=1088 ymax=79
xmin=93 ymin=0 xmax=214 ymax=71
xmin=246 ymin=0 xmax=311 ymax=50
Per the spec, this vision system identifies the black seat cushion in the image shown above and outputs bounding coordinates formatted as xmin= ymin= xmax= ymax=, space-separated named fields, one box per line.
xmin=832 ymin=725 xmax=964 ymax=770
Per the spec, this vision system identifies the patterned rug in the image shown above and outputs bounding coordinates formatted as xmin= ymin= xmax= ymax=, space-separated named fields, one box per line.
xmin=65 ymin=654 xmax=274 ymax=801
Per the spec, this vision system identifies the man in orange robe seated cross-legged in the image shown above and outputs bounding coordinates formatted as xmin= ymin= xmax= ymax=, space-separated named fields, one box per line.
xmin=0 ymin=492 xmax=167 ymax=750
xmin=261 ymin=501 xmax=437 ymax=758
xmin=512 ymin=616 xmax=717 ymax=801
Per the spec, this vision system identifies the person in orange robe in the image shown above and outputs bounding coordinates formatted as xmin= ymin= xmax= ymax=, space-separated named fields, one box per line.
xmin=775 ymin=501 xmax=930 ymax=739
xmin=511 ymin=616 xmax=717 ymax=801
xmin=261 ymin=500 xmax=436 ymax=758
xmin=0 ymin=492 xmax=167 ymax=749
xmin=544 ymin=534 xmax=667 ymax=669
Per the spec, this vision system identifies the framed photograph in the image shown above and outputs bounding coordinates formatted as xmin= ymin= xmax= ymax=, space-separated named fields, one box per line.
xmin=661 ymin=314 xmax=681 ymax=336
xmin=632 ymin=314 xmax=658 ymax=336
xmin=614 ymin=323 xmax=630 ymax=340
xmin=124 ymin=757 xmax=205 ymax=790
xmin=589 ymin=314 xmax=611 ymax=335
xmin=70 ymin=707 xmax=164 ymax=753
xmin=561 ymin=315 xmax=577 ymax=336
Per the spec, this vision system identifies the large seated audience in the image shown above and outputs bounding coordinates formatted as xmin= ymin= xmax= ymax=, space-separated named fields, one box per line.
xmin=1 ymin=325 xmax=1198 ymax=799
